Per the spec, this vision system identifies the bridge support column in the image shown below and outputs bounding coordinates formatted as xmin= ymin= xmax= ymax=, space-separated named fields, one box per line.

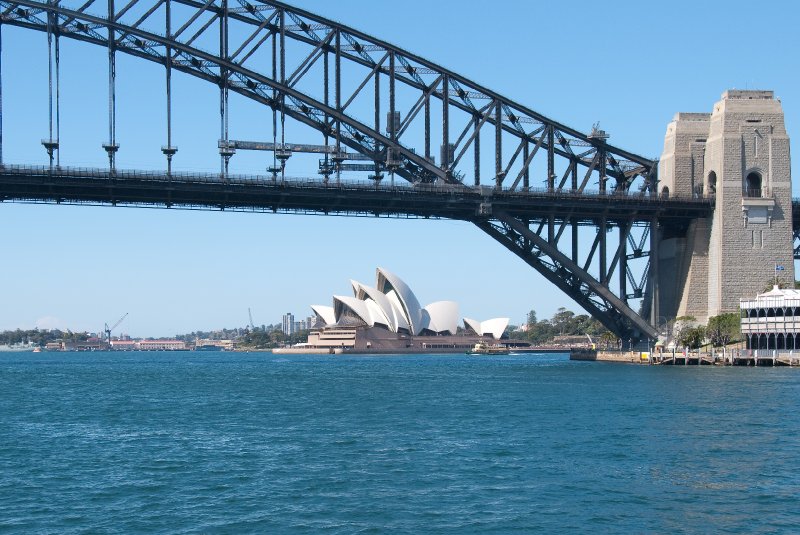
xmin=659 ymin=90 xmax=794 ymax=325
xmin=619 ymin=223 xmax=628 ymax=305
xmin=650 ymin=216 xmax=660 ymax=328
xmin=103 ymin=0 xmax=118 ymax=172
xmin=599 ymin=218 xmax=607 ymax=284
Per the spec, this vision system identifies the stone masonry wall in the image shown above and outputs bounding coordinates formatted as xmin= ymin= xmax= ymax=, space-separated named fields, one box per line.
xmin=660 ymin=90 xmax=794 ymax=322
xmin=659 ymin=113 xmax=710 ymax=199
xmin=705 ymin=91 xmax=794 ymax=316
xmin=674 ymin=218 xmax=711 ymax=321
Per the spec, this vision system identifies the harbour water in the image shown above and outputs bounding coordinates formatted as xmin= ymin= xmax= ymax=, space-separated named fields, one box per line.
xmin=1 ymin=351 xmax=798 ymax=533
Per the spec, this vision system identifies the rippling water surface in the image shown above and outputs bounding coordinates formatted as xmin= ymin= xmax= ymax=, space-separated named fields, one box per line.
xmin=1 ymin=351 xmax=799 ymax=533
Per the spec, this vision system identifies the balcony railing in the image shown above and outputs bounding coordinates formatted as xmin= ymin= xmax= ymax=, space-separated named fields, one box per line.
xmin=743 ymin=186 xmax=770 ymax=198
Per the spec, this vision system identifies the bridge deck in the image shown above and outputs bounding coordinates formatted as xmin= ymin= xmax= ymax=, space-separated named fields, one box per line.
xmin=0 ymin=165 xmax=713 ymax=225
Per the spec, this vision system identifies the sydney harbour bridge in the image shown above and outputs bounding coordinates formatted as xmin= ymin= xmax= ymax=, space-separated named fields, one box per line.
xmin=0 ymin=0 xmax=795 ymax=341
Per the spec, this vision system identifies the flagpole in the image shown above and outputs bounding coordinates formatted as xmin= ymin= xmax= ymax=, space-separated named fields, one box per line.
xmin=774 ymin=263 xmax=785 ymax=288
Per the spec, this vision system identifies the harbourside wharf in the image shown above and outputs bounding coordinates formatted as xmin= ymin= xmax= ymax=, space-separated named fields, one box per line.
xmin=657 ymin=351 xmax=800 ymax=367
xmin=571 ymin=348 xmax=800 ymax=367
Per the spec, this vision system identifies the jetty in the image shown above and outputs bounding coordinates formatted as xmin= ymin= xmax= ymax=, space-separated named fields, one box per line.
xmin=570 ymin=348 xmax=800 ymax=367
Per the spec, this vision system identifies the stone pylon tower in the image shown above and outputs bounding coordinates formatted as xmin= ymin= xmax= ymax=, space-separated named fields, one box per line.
xmin=658 ymin=90 xmax=794 ymax=324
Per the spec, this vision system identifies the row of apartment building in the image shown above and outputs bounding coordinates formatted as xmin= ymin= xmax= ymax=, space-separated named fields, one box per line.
xmin=281 ymin=313 xmax=317 ymax=336
xmin=44 ymin=339 xmax=236 ymax=351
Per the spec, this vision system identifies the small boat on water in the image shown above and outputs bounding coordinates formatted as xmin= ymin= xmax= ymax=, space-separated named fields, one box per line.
xmin=466 ymin=341 xmax=510 ymax=355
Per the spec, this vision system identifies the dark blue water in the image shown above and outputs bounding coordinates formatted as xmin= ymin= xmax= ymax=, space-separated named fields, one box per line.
xmin=1 ymin=351 xmax=798 ymax=533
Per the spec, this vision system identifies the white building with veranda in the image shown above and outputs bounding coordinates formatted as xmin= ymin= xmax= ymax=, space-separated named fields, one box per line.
xmin=741 ymin=286 xmax=800 ymax=350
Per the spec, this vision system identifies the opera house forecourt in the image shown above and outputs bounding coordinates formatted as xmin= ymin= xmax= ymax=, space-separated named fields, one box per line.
xmin=275 ymin=267 xmax=529 ymax=354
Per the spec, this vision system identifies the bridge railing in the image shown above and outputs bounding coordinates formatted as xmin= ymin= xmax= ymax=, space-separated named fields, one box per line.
xmin=0 ymin=163 xmax=713 ymax=206
xmin=743 ymin=187 xmax=771 ymax=198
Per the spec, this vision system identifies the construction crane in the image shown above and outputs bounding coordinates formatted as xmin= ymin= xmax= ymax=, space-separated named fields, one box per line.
xmin=105 ymin=313 xmax=128 ymax=345
xmin=248 ymin=308 xmax=255 ymax=331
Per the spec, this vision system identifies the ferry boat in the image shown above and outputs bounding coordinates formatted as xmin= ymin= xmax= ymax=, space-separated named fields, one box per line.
xmin=466 ymin=341 xmax=510 ymax=355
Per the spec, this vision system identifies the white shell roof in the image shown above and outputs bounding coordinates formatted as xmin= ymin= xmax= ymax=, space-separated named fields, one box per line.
xmin=384 ymin=289 xmax=411 ymax=332
xmin=333 ymin=295 xmax=375 ymax=327
xmin=352 ymin=280 xmax=407 ymax=333
xmin=463 ymin=318 xmax=482 ymax=337
xmin=310 ymin=305 xmax=336 ymax=326
xmin=463 ymin=317 xmax=510 ymax=340
xmin=423 ymin=301 xmax=459 ymax=335
xmin=350 ymin=280 xmax=363 ymax=297
xmin=314 ymin=268 xmax=508 ymax=337
xmin=364 ymin=298 xmax=392 ymax=330
xmin=376 ymin=267 xmax=425 ymax=335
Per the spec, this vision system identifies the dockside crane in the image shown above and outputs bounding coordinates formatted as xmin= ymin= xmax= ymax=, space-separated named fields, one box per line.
xmin=105 ymin=313 xmax=129 ymax=345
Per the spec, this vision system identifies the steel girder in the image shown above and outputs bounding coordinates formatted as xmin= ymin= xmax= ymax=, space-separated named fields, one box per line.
xmin=794 ymin=228 xmax=800 ymax=260
xmin=0 ymin=164 xmax=712 ymax=223
xmin=793 ymin=200 xmax=800 ymax=259
xmin=475 ymin=212 xmax=658 ymax=340
xmin=0 ymin=0 xmax=656 ymax=190
xmin=0 ymin=0 xmax=668 ymax=339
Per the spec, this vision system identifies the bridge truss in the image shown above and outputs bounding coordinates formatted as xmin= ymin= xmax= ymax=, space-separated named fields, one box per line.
xmin=793 ymin=202 xmax=800 ymax=261
xmin=0 ymin=0 xmax=707 ymax=340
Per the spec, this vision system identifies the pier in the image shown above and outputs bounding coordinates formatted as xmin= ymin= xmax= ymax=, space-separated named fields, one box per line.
xmin=571 ymin=349 xmax=800 ymax=367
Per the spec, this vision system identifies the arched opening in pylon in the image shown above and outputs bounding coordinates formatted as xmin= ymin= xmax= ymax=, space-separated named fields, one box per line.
xmin=745 ymin=171 xmax=762 ymax=197
xmin=707 ymin=171 xmax=717 ymax=195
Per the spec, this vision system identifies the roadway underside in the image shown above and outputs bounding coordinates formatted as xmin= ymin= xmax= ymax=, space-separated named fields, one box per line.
xmin=0 ymin=165 xmax=712 ymax=225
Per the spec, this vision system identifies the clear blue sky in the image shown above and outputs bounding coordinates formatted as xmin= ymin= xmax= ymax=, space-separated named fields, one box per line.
xmin=2 ymin=0 xmax=799 ymax=337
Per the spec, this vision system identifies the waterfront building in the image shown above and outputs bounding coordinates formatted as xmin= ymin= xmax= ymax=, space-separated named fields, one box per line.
xmin=194 ymin=339 xmax=236 ymax=351
xmin=137 ymin=340 xmax=187 ymax=351
xmin=550 ymin=335 xmax=593 ymax=348
xmin=110 ymin=340 xmax=137 ymax=350
xmin=305 ymin=328 xmax=358 ymax=350
xmin=63 ymin=340 xmax=104 ymax=351
xmin=740 ymin=285 xmax=800 ymax=350
xmin=282 ymin=313 xmax=295 ymax=336
xmin=293 ymin=267 xmax=514 ymax=353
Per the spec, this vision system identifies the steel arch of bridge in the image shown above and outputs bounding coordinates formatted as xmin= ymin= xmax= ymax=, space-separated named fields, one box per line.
xmin=0 ymin=0 xmax=670 ymax=340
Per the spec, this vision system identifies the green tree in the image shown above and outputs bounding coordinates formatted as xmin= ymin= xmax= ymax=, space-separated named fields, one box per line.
xmin=598 ymin=331 xmax=619 ymax=349
xmin=525 ymin=320 xmax=555 ymax=345
xmin=240 ymin=330 xmax=273 ymax=349
xmin=61 ymin=330 xmax=89 ymax=342
xmin=672 ymin=316 xmax=696 ymax=347
xmin=678 ymin=325 xmax=706 ymax=349
xmin=288 ymin=329 xmax=310 ymax=344
xmin=706 ymin=313 xmax=740 ymax=347
xmin=522 ymin=308 xmax=607 ymax=345
xmin=269 ymin=330 xmax=286 ymax=345
xmin=551 ymin=307 xmax=574 ymax=335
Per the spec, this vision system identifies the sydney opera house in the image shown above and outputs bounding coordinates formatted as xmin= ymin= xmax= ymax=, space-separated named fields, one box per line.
xmin=282 ymin=267 xmax=521 ymax=354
